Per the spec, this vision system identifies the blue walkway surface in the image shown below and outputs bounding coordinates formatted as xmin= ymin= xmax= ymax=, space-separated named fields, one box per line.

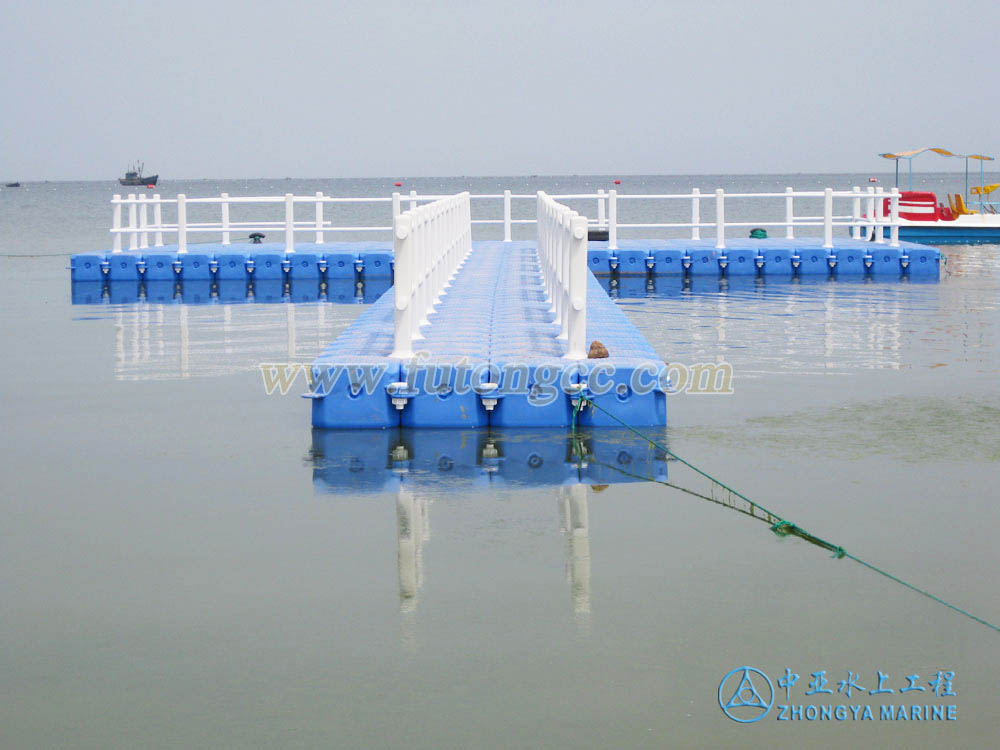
xmin=308 ymin=241 xmax=668 ymax=430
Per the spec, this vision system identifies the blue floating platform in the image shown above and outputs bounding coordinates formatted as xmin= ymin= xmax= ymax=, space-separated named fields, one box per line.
xmin=72 ymin=237 xmax=941 ymax=286
xmin=308 ymin=241 xmax=669 ymax=430
xmin=584 ymin=238 xmax=941 ymax=279
xmin=311 ymin=427 xmax=669 ymax=494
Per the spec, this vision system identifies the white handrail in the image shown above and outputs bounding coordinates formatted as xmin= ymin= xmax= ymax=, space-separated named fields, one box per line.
xmin=537 ymin=192 xmax=588 ymax=360
xmin=107 ymin=187 xmax=902 ymax=252
xmin=391 ymin=192 xmax=472 ymax=359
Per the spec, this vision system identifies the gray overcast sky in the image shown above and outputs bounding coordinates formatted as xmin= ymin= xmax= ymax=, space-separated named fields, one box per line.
xmin=2 ymin=0 xmax=997 ymax=179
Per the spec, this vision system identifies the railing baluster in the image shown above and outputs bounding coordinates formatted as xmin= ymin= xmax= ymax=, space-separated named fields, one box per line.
xmin=409 ymin=189 xmax=417 ymax=212
xmin=153 ymin=194 xmax=163 ymax=247
xmin=565 ymin=214 xmax=588 ymax=359
xmin=315 ymin=191 xmax=325 ymax=244
xmin=177 ymin=194 xmax=187 ymax=253
xmin=823 ymin=188 xmax=834 ymax=249
xmin=691 ymin=188 xmax=700 ymax=240
xmin=128 ymin=193 xmax=138 ymax=250
xmin=785 ymin=186 xmax=794 ymax=239
xmin=221 ymin=192 xmax=230 ymax=245
xmin=392 ymin=214 xmax=415 ymax=359
xmin=715 ymin=189 xmax=725 ymax=249
xmin=608 ymin=189 xmax=617 ymax=250
xmin=503 ymin=189 xmax=512 ymax=242
xmin=284 ymin=193 xmax=295 ymax=253
xmin=597 ymin=189 xmax=606 ymax=229
xmin=851 ymin=186 xmax=862 ymax=239
xmin=139 ymin=193 xmax=149 ymax=248
xmin=391 ymin=193 xmax=472 ymax=359
xmin=537 ymin=192 xmax=588 ymax=359
xmin=889 ymin=187 xmax=900 ymax=247
xmin=874 ymin=187 xmax=885 ymax=244
xmin=866 ymin=186 xmax=876 ymax=241
xmin=112 ymin=194 xmax=122 ymax=253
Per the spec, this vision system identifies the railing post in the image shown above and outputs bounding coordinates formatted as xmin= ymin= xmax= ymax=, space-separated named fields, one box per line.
xmin=284 ymin=193 xmax=295 ymax=253
xmin=112 ymin=194 xmax=122 ymax=253
xmin=874 ymin=187 xmax=885 ymax=244
xmin=138 ymin=193 xmax=149 ymax=248
xmin=153 ymin=194 xmax=163 ymax=247
xmin=556 ymin=210 xmax=568 ymax=340
xmin=391 ymin=214 xmax=414 ymax=359
xmin=503 ymin=189 xmax=512 ymax=242
xmin=714 ymin=189 xmax=725 ymax=249
xmin=691 ymin=188 xmax=700 ymax=240
xmin=315 ymin=191 xmax=325 ymax=244
xmin=392 ymin=192 xmax=401 ymax=219
xmin=889 ymin=187 xmax=900 ymax=247
xmin=221 ymin=192 xmax=230 ymax=245
xmin=785 ymin=186 xmax=794 ymax=239
xmin=866 ymin=186 xmax=876 ymax=241
xmin=566 ymin=215 xmax=588 ymax=359
xmin=177 ymin=194 xmax=187 ymax=253
xmin=608 ymin=189 xmax=617 ymax=250
xmin=597 ymin=189 xmax=606 ymax=229
xmin=851 ymin=186 xmax=862 ymax=239
xmin=409 ymin=189 xmax=417 ymax=212
xmin=823 ymin=187 xmax=834 ymax=249
xmin=128 ymin=193 xmax=138 ymax=250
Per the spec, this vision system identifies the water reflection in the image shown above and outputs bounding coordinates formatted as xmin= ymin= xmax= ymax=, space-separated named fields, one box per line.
xmin=558 ymin=483 xmax=591 ymax=615
xmin=607 ymin=274 xmax=954 ymax=375
xmin=311 ymin=427 xmax=669 ymax=617
xmin=71 ymin=278 xmax=392 ymax=306
xmin=396 ymin=488 xmax=429 ymax=612
xmin=71 ymin=281 xmax=372 ymax=380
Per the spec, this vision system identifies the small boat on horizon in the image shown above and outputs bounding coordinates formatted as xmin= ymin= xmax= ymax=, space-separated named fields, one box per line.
xmin=119 ymin=162 xmax=158 ymax=187
xmin=5 ymin=181 xmax=20 ymax=188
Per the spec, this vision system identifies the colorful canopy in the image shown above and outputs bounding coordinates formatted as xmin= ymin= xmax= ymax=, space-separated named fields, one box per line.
xmin=879 ymin=147 xmax=995 ymax=196
xmin=880 ymin=147 xmax=994 ymax=161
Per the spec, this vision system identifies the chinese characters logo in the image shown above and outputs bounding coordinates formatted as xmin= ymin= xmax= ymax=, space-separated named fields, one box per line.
xmin=719 ymin=667 xmax=957 ymax=723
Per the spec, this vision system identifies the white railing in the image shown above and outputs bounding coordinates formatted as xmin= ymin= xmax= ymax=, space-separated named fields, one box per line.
xmin=388 ymin=187 xmax=902 ymax=248
xmin=537 ymin=192 xmax=588 ymax=360
xmin=111 ymin=192 xmax=398 ymax=254
xmin=390 ymin=193 xmax=472 ymax=359
xmin=109 ymin=186 xmax=902 ymax=253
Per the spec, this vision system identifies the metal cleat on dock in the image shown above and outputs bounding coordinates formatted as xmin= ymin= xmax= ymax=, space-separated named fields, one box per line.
xmin=386 ymin=382 xmax=418 ymax=411
xmin=566 ymin=382 xmax=590 ymax=410
xmin=473 ymin=382 xmax=503 ymax=412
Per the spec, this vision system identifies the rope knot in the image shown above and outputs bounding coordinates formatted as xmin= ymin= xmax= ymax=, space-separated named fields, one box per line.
xmin=770 ymin=520 xmax=796 ymax=536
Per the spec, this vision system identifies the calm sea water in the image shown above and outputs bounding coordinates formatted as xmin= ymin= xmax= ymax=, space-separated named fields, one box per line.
xmin=1 ymin=175 xmax=998 ymax=748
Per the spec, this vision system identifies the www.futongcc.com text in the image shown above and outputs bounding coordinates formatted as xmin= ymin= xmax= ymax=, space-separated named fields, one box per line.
xmin=259 ymin=356 xmax=733 ymax=402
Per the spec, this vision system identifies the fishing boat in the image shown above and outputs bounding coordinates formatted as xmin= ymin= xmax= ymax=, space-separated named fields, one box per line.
xmin=119 ymin=162 xmax=158 ymax=187
xmin=874 ymin=147 xmax=999 ymax=244
xmin=5 ymin=181 xmax=19 ymax=188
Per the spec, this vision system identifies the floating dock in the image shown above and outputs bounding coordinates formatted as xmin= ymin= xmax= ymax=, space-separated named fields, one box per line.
xmin=69 ymin=189 xmax=945 ymax=431
xmin=312 ymin=427 xmax=669 ymax=493
xmin=70 ymin=237 xmax=941 ymax=284
xmin=307 ymin=240 xmax=668 ymax=430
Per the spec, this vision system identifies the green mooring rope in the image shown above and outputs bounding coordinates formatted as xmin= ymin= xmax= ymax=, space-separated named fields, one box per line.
xmin=570 ymin=396 xmax=1000 ymax=635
